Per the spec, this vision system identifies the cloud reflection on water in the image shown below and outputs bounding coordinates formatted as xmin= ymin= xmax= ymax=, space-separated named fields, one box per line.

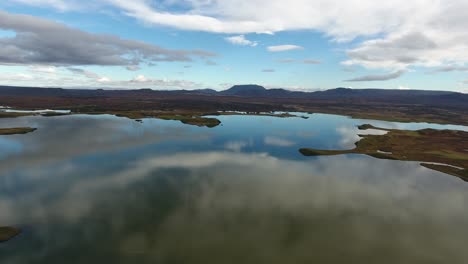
xmin=1 ymin=114 xmax=468 ymax=263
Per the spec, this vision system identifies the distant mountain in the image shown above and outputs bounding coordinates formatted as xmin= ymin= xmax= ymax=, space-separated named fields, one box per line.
xmin=220 ymin=85 xmax=268 ymax=96
xmin=220 ymin=84 xmax=307 ymax=98
xmin=0 ymin=84 xmax=467 ymax=108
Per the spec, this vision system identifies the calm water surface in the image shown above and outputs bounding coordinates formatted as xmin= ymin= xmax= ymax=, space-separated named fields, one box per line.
xmin=1 ymin=113 xmax=468 ymax=263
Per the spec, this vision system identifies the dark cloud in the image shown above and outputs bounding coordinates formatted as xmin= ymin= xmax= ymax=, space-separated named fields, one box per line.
xmin=0 ymin=10 xmax=216 ymax=67
xmin=344 ymin=70 xmax=405 ymax=82
xmin=262 ymin=69 xmax=275 ymax=72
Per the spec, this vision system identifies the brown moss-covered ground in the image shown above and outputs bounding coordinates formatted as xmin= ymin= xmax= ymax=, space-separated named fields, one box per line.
xmin=300 ymin=124 xmax=468 ymax=181
xmin=0 ymin=227 xmax=20 ymax=242
xmin=0 ymin=127 xmax=37 ymax=135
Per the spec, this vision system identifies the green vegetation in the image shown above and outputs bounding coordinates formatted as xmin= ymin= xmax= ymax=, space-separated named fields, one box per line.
xmin=106 ymin=111 xmax=222 ymax=128
xmin=0 ymin=127 xmax=37 ymax=135
xmin=300 ymin=124 xmax=468 ymax=181
xmin=0 ymin=227 xmax=20 ymax=242
xmin=0 ymin=112 xmax=34 ymax=118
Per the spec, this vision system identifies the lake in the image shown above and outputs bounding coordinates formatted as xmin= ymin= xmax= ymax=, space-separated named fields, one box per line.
xmin=1 ymin=113 xmax=468 ymax=263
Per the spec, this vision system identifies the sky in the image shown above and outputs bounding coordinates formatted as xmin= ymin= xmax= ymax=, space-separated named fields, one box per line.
xmin=0 ymin=0 xmax=467 ymax=91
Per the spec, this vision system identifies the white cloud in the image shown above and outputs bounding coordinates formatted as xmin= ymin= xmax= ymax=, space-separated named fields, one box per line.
xmin=132 ymin=74 xmax=148 ymax=82
xmin=267 ymin=45 xmax=304 ymax=52
xmin=225 ymin=35 xmax=258 ymax=47
xmin=264 ymin=136 xmax=295 ymax=147
xmin=12 ymin=73 xmax=34 ymax=81
xmin=1 ymin=68 xmax=200 ymax=89
xmin=97 ymin=77 xmax=112 ymax=83
xmin=398 ymin=85 xmax=410 ymax=90
xmin=224 ymin=140 xmax=252 ymax=152
xmin=108 ymin=0 xmax=468 ymax=70
xmin=8 ymin=0 xmax=468 ymax=70
xmin=29 ymin=65 xmax=57 ymax=74
xmin=10 ymin=0 xmax=75 ymax=11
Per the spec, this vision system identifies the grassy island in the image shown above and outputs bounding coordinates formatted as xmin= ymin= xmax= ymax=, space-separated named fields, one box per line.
xmin=105 ymin=111 xmax=222 ymax=128
xmin=300 ymin=124 xmax=468 ymax=181
xmin=0 ymin=227 xmax=20 ymax=242
xmin=0 ymin=127 xmax=37 ymax=135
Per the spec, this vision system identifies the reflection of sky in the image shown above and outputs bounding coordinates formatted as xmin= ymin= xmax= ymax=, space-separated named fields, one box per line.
xmin=1 ymin=113 xmax=468 ymax=263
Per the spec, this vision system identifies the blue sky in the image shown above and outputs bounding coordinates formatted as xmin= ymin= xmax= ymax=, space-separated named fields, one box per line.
xmin=0 ymin=0 xmax=467 ymax=91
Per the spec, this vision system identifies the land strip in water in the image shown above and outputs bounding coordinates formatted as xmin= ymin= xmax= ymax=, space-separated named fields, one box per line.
xmin=300 ymin=124 xmax=468 ymax=180
xmin=0 ymin=227 xmax=20 ymax=242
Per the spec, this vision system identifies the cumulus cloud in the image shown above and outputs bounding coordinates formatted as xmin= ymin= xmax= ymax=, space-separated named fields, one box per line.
xmin=344 ymin=70 xmax=405 ymax=82
xmin=105 ymin=0 xmax=468 ymax=70
xmin=267 ymin=45 xmax=304 ymax=52
xmin=0 ymin=10 xmax=216 ymax=67
xmin=225 ymin=35 xmax=258 ymax=47
xmin=7 ymin=0 xmax=468 ymax=70
xmin=101 ymin=0 xmax=411 ymax=37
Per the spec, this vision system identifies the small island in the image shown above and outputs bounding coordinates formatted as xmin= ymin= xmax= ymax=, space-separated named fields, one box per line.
xmin=98 ymin=110 xmax=304 ymax=128
xmin=300 ymin=124 xmax=468 ymax=181
xmin=0 ymin=127 xmax=37 ymax=135
xmin=0 ymin=227 xmax=21 ymax=242
xmin=107 ymin=111 xmax=222 ymax=128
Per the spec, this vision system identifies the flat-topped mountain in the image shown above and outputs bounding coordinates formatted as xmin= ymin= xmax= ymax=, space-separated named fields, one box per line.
xmin=221 ymin=85 xmax=268 ymax=96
